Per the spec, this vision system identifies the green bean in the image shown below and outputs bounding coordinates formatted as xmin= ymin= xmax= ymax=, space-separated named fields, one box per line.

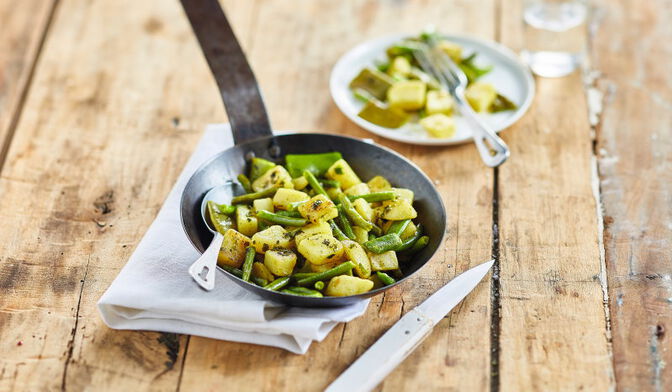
xmin=275 ymin=210 xmax=303 ymax=218
xmin=395 ymin=224 xmax=423 ymax=251
xmin=221 ymin=265 xmax=243 ymax=278
xmin=303 ymin=170 xmax=329 ymax=197
xmin=314 ymin=281 xmax=325 ymax=291
xmin=387 ymin=219 xmax=410 ymax=236
xmin=207 ymin=200 xmax=236 ymax=215
xmin=370 ymin=223 xmax=383 ymax=236
xmin=285 ymin=152 xmax=342 ymax=178
xmin=241 ymin=247 xmax=255 ymax=281
xmin=288 ymin=200 xmax=308 ymax=211
xmin=363 ymin=233 xmax=403 ymax=254
xmin=249 ymin=157 xmax=276 ymax=181
xmin=231 ymin=185 xmax=280 ymax=204
xmin=408 ymin=235 xmax=429 ymax=253
xmin=376 ymin=271 xmax=396 ymax=286
xmin=347 ymin=191 xmax=396 ymax=203
xmin=251 ymin=277 xmax=268 ymax=287
xmin=281 ymin=287 xmax=324 ymax=297
xmin=297 ymin=261 xmax=356 ymax=286
xmin=368 ymin=232 xmax=377 ymax=241
xmin=256 ymin=210 xmax=307 ymax=226
xmin=207 ymin=201 xmax=234 ymax=234
xmin=336 ymin=206 xmax=356 ymax=240
xmin=264 ymin=277 xmax=291 ymax=291
xmin=319 ymin=179 xmax=341 ymax=188
xmin=237 ymin=174 xmax=253 ymax=193
xmin=338 ymin=194 xmax=373 ymax=231
xmin=330 ymin=220 xmax=348 ymax=241
xmin=258 ymin=220 xmax=269 ymax=231
xmin=292 ymin=272 xmax=318 ymax=280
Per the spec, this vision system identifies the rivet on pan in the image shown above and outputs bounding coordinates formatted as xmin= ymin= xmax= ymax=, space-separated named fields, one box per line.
xmin=268 ymin=144 xmax=282 ymax=158
xmin=245 ymin=151 xmax=256 ymax=161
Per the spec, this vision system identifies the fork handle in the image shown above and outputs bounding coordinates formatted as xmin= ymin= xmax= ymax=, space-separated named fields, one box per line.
xmin=456 ymin=98 xmax=510 ymax=167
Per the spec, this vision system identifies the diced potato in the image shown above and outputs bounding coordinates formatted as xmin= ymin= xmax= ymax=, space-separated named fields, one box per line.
xmin=387 ymin=80 xmax=426 ymax=111
xmin=381 ymin=198 xmax=417 ymax=220
xmin=326 ymin=186 xmax=343 ymax=201
xmin=325 ymin=275 xmax=374 ymax=296
xmin=352 ymin=226 xmax=369 ymax=244
xmin=251 ymin=165 xmax=294 ymax=192
xmin=367 ymin=175 xmax=392 ymax=191
xmin=252 ymin=262 xmax=274 ymax=282
xmin=326 ymin=159 xmax=362 ymax=190
xmin=253 ymin=198 xmax=274 ymax=213
xmin=341 ymin=240 xmax=372 ymax=278
xmin=465 ymin=82 xmax=497 ymax=112
xmin=400 ymin=221 xmax=417 ymax=240
xmin=437 ymin=40 xmax=463 ymax=63
xmin=344 ymin=183 xmax=370 ymax=196
xmin=387 ymin=56 xmax=411 ymax=78
xmin=264 ymin=249 xmax=297 ymax=276
xmin=391 ymin=188 xmax=414 ymax=203
xmin=272 ymin=188 xmax=310 ymax=210
xmin=353 ymin=198 xmax=374 ymax=221
xmin=297 ymin=234 xmax=345 ymax=265
xmin=369 ymin=250 xmax=399 ymax=271
xmin=292 ymin=176 xmax=309 ymax=190
xmin=420 ymin=113 xmax=456 ymax=138
xmin=217 ymin=229 xmax=252 ymax=268
xmin=294 ymin=221 xmax=332 ymax=246
xmin=235 ymin=205 xmax=258 ymax=237
xmin=425 ymin=90 xmax=454 ymax=115
xmin=298 ymin=194 xmax=338 ymax=223
xmin=309 ymin=259 xmax=339 ymax=273
xmin=251 ymin=225 xmax=293 ymax=254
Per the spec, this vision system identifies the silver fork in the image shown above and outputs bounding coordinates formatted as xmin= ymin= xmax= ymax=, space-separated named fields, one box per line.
xmin=412 ymin=41 xmax=510 ymax=167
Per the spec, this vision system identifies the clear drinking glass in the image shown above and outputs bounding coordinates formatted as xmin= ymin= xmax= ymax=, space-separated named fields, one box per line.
xmin=521 ymin=0 xmax=588 ymax=77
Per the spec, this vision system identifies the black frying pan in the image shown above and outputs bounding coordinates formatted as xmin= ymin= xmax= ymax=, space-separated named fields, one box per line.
xmin=179 ymin=0 xmax=446 ymax=307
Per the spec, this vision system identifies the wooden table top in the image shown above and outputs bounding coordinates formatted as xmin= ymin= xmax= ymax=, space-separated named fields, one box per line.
xmin=1 ymin=0 xmax=669 ymax=391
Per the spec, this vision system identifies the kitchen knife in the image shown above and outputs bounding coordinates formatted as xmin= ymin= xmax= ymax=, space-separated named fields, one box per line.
xmin=326 ymin=259 xmax=494 ymax=392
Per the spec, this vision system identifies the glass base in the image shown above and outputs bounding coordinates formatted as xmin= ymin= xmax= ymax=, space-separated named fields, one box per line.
xmin=521 ymin=50 xmax=580 ymax=78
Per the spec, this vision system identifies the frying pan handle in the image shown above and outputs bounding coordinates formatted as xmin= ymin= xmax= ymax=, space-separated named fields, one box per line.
xmin=181 ymin=0 xmax=273 ymax=145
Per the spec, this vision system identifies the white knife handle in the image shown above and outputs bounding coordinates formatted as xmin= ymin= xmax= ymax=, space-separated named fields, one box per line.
xmin=326 ymin=309 xmax=435 ymax=392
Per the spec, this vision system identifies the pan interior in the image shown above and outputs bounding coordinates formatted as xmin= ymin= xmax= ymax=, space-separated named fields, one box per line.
xmin=180 ymin=133 xmax=446 ymax=305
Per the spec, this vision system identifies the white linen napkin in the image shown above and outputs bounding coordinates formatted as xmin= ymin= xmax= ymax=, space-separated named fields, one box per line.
xmin=98 ymin=124 xmax=370 ymax=354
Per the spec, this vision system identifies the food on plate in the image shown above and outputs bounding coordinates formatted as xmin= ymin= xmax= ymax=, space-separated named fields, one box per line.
xmin=348 ymin=32 xmax=517 ymax=138
xmin=207 ymin=153 xmax=430 ymax=297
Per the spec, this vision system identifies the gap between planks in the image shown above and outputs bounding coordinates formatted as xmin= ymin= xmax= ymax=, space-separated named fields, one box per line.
xmin=0 ymin=0 xmax=60 ymax=174
xmin=585 ymin=8 xmax=616 ymax=386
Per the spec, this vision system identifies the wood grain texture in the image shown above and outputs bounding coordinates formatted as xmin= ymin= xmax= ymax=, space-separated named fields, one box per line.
xmin=0 ymin=0 xmax=56 ymax=166
xmin=3 ymin=0 xmax=664 ymax=390
xmin=0 ymin=0 xmax=231 ymax=389
xmin=591 ymin=1 xmax=672 ymax=390
xmin=179 ymin=1 xmax=496 ymax=391
xmin=496 ymin=1 xmax=615 ymax=390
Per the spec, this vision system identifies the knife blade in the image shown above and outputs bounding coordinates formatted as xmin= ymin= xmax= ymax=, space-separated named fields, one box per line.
xmin=325 ymin=260 xmax=494 ymax=392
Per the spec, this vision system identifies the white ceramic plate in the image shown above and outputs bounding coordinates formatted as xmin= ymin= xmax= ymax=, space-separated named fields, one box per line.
xmin=330 ymin=34 xmax=535 ymax=146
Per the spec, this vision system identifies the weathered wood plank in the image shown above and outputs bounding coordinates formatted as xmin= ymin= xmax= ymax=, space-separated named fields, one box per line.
xmin=0 ymin=0 xmax=261 ymax=389
xmin=496 ymin=2 xmax=615 ymax=390
xmin=179 ymin=1 xmax=496 ymax=391
xmin=591 ymin=1 xmax=672 ymax=390
xmin=0 ymin=0 xmax=56 ymax=166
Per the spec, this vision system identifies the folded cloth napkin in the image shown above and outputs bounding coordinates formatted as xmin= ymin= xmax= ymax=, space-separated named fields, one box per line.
xmin=98 ymin=124 xmax=369 ymax=354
